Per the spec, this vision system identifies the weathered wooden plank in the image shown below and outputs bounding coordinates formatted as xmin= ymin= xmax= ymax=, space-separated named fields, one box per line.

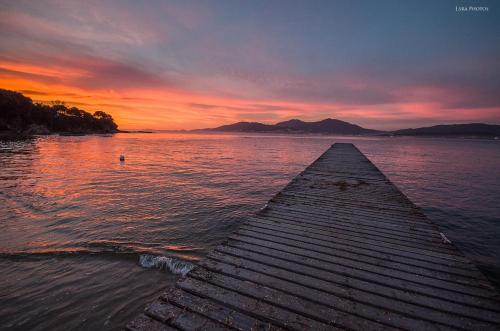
xmin=281 ymin=190 xmax=420 ymax=213
xmin=263 ymin=204 xmax=441 ymax=235
xmin=187 ymin=267 xmax=393 ymax=330
xmin=284 ymin=194 xmax=418 ymax=214
xmin=160 ymin=287 xmax=283 ymax=331
xmin=128 ymin=143 xmax=500 ymax=330
xmin=256 ymin=208 xmax=437 ymax=238
xmin=212 ymin=245 xmax=500 ymax=322
xmin=177 ymin=274 xmax=342 ymax=331
xmin=299 ymin=170 xmax=392 ymax=180
xmin=238 ymin=224 xmax=477 ymax=281
xmin=234 ymin=228 xmax=481 ymax=282
xmin=243 ymin=218 xmax=485 ymax=281
xmin=245 ymin=218 xmax=465 ymax=259
xmin=227 ymin=236 xmax=500 ymax=310
xmin=126 ymin=314 xmax=177 ymax=331
xmin=202 ymin=254 xmax=499 ymax=329
xmin=234 ymin=227 xmax=491 ymax=295
xmin=266 ymin=200 xmax=436 ymax=229
xmin=249 ymin=216 xmax=460 ymax=253
xmin=198 ymin=258 xmax=463 ymax=330
xmin=245 ymin=218 xmax=487 ymax=281
xmin=145 ymin=299 xmax=226 ymax=330
xmin=257 ymin=204 xmax=440 ymax=238
xmin=259 ymin=208 xmax=445 ymax=242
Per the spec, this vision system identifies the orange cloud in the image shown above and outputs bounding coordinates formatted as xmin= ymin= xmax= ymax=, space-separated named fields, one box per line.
xmin=1 ymin=54 xmax=499 ymax=131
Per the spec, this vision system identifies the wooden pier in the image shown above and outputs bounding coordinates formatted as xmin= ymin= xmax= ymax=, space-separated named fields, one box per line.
xmin=127 ymin=143 xmax=500 ymax=330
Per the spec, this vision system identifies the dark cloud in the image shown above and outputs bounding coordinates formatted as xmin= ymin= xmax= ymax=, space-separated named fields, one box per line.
xmin=73 ymin=58 xmax=166 ymax=89
xmin=19 ymin=90 xmax=49 ymax=96
xmin=188 ymin=103 xmax=218 ymax=109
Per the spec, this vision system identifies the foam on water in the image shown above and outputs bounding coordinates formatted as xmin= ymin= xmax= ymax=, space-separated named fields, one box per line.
xmin=138 ymin=254 xmax=194 ymax=276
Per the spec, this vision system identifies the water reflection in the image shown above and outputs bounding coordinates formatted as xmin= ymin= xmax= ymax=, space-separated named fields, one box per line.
xmin=0 ymin=133 xmax=499 ymax=330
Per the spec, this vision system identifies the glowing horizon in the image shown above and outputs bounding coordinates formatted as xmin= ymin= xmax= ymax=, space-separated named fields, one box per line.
xmin=1 ymin=1 xmax=499 ymax=131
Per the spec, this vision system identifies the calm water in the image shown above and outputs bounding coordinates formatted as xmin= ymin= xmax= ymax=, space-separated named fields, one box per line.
xmin=1 ymin=133 xmax=499 ymax=330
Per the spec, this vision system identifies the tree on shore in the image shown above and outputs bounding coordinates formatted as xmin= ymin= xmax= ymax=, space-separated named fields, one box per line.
xmin=0 ymin=89 xmax=118 ymax=134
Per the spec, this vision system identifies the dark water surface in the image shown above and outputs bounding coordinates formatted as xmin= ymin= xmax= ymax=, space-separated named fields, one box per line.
xmin=1 ymin=133 xmax=499 ymax=330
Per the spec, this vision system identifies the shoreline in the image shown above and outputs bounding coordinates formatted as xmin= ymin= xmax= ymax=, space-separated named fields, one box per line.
xmin=0 ymin=130 xmax=154 ymax=140
xmin=1 ymin=130 xmax=499 ymax=141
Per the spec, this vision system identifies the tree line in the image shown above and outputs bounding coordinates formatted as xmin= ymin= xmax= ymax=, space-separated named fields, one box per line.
xmin=0 ymin=88 xmax=118 ymax=134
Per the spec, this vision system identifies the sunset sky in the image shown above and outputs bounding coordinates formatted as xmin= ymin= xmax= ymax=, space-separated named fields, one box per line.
xmin=1 ymin=0 xmax=499 ymax=130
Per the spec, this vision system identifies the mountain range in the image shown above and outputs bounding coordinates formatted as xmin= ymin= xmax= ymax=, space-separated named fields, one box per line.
xmin=391 ymin=123 xmax=500 ymax=137
xmin=198 ymin=118 xmax=500 ymax=137
xmin=203 ymin=118 xmax=377 ymax=135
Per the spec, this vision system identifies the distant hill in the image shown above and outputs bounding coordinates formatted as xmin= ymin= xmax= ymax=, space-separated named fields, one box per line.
xmin=392 ymin=123 xmax=500 ymax=137
xmin=207 ymin=121 xmax=278 ymax=132
xmin=276 ymin=118 xmax=379 ymax=134
xmin=201 ymin=118 xmax=379 ymax=135
xmin=200 ymin=119 xmax=500 ymax=138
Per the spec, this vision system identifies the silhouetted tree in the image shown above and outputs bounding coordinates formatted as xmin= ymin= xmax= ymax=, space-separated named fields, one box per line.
xmin=0 ymin=88 xmax=119 ymax=134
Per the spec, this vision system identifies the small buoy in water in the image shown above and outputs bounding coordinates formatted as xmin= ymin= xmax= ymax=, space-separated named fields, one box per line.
xmin=119 ymin=154 xmax=125 ymax=161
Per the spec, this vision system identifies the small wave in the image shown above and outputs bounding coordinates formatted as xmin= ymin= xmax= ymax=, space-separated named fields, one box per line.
xmin=139 ymin=254 xmax=194 ymax=276
xmin=0 ymin=249 xmax=138 ymax=260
